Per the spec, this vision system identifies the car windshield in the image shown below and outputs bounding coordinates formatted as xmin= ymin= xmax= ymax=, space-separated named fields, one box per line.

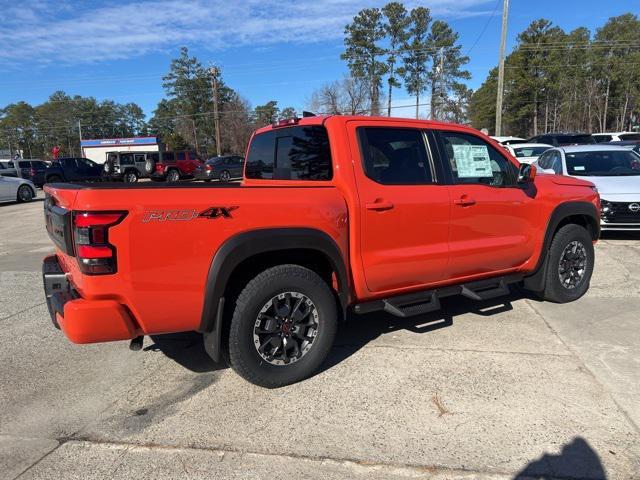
xmin=565 ymin=150 xmax=640 ymax=176
xmin=513 ymin=146 xmax=549 ymax=158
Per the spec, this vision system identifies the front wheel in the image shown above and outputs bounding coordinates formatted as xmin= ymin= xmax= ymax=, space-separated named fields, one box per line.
xmin=17 ymin=185 xmax=34 ymax=203
xmin=227 ymin=265 xmax=338 ymax=388
xmin=541 ymin=224 xmax=594 ymax=303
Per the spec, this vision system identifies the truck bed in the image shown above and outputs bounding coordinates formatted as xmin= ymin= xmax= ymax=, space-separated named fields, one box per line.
xmin=44 ymin=182 xmax=348 ymax=337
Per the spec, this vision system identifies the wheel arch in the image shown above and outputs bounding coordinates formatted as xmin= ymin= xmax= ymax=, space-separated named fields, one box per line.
xmin=524 ymin=201 xmax=599 ymax=291
xmin=199 ymin=228 xmax=349 ymax=362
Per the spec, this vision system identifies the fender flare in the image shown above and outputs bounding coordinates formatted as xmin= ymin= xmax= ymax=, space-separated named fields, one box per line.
xmin=524 ymin=200 xmax=599 ymax=291
xmin=199 ymin=228 xmax=349 ymax=362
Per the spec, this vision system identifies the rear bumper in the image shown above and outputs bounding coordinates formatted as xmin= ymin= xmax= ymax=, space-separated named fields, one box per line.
xmin=42 ymin=255 xmax=139 ymax=344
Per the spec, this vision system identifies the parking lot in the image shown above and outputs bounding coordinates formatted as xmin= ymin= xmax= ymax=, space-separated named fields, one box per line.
xmin=1 ymin=197 xmax=639 ymax=479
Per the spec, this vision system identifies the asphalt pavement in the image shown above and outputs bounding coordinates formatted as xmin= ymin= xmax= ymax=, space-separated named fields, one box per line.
xmin=1 ymin=199 xmax=639 ymax=479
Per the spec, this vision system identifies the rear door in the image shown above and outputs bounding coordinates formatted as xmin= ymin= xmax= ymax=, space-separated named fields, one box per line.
xmin=350 ymin=123 xmax=451 ymax=293
xmin=433 ymin=129 xmax=538 ymax=279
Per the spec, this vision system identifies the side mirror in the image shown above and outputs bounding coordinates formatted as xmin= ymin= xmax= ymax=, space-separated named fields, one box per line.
xmin=517 ymin=163 xmax=537 ymax=184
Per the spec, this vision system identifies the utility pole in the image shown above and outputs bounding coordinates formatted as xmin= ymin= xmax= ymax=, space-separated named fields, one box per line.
xmin=190 ymin=117 xmax=199 ymax=154
xmin=77 ymin=120 xmax=83 ymax=157
xmin=438 ymin=47 xmax=445 ymax=121
xmin=209 ymin=65 xmax=222 ymax=157
xmin=495 ymin=0 xmax=509 ymax=136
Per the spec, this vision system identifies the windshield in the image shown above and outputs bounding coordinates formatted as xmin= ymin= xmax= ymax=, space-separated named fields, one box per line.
xmin=513 ymin=146 xmax=549 ymax=158
xmin=565 ymin=150 xmax=640 ymax=176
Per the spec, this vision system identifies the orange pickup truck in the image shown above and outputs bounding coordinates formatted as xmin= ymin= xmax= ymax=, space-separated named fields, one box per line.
xmin=43 ymin=115 xmax=600 ymax=387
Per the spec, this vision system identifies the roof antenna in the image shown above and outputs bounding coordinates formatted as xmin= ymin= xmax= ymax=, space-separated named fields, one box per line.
xmin=302 ymin=111 xmax=316 ymax=118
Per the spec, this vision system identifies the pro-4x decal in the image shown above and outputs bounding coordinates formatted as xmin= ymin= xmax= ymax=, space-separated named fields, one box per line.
xmin=142 ymin=207 xmax=238 ymax=223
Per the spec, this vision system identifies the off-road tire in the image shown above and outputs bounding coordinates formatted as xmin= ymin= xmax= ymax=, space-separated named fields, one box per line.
xmin=228 ymin=265 xmax=338 ymax=388
xmin=17 ymin=185 xmax=34 ymax=203
xmin=541 ymin=224 xmax=594 ymax=303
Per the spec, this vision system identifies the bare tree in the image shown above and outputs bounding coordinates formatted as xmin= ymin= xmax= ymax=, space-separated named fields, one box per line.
xmin=309 ymin=77 xmax=371 ymax=115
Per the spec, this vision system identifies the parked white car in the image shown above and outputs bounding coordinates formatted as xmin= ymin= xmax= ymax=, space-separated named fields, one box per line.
xmin=592 ymin=132 xmax=640 ymax=143
xmin=0 ymin=175 xmax=37 ymax=204
xmin=505 ymin=143 xmax=552 ymax=164
xmin=534 ymin=145 xmax=640 ymax=231
xmin=490 ymin=136 xmax=526 ymax=145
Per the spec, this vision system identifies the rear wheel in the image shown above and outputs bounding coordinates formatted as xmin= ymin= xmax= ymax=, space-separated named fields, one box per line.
xmin=219 ymin=170 xmax=231 ymax=182
xmin=541 ymin=224 xmax=594 ymax=303
xmin=17 ymin=185 xmax=34 ymax=203
xmin=227 ymin=265 xmax=338 ymax=388
xmin=123 ymin=171 xmax=138 ymax=183
xmin=166 ymin=169 xmax=180 ymax=182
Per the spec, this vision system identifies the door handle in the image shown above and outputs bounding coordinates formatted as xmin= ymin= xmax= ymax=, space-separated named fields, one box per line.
xmin=366 ymin=200 xmax=394 ymax=211
xmin=453 ymin=196 xmax=476 ymax=206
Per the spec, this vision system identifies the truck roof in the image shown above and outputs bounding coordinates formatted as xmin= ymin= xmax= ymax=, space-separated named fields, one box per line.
xmin=253 ymin=115 xmax=479 ymax=135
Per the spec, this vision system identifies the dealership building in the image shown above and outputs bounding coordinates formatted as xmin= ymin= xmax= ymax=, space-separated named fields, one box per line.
xmin=81 ymin=136 xmax=161 ymax=164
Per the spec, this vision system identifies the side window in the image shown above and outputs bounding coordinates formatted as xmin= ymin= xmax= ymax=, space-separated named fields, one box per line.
xmin=439 ymin=131 xmax=517 ymax=186
xmin=149 ymin=153 xmax=159 ymax=162
xmin=537 ymin=152 xmax=551 ymax=169
xmin=18 ymin=161 xmax=29 ymax=168
xmin=246 ymin=131 xmax=275 ymax=179
xmin=176 ymin=152 xmax=186 ymax=161
xmin=246 ymin=126 xmax=332 ymax=180
xmin=550 ymin=152 xmax=563 ymax=174
xmin=358 ymin=127 xmax=433 ymax=185
xmin=163 ymin=152 xmax=175 ymax=162
xmin=134 ymin=154 xmax=146 ymax=163
xmin=76 ymin=158 xmax=95 ymax=168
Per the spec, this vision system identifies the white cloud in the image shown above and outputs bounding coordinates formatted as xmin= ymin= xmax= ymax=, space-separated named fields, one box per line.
xmin=0 ymin=0 xmax=493 ymax=65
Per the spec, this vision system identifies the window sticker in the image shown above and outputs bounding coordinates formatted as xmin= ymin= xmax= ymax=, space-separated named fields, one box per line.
xmin=452 ymin=144 xmax=493 ymax=178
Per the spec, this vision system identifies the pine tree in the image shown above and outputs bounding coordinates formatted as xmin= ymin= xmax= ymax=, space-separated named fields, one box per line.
xmin=382 ymin=2 xmax=410 ymax=116
xmin=399 ymin=7 xmax=432 ymax=119
xmin=342 ymin=8 xmax=388 ymax=115
xmin=427 ymin=20 xmax=470 ymax=120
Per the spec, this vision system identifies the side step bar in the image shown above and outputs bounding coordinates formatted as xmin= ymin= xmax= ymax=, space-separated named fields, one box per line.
xmin=354 ymin=274 xmax=522 ymax=318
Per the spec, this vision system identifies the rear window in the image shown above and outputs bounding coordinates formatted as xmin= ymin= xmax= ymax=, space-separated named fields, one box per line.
xmin=32 ymin=161 xmax=47 ymax=170
xmin=593 ymin=135 xmax=612 ymax=143
xmin=245 ymin=126 xmax=332 ymax=180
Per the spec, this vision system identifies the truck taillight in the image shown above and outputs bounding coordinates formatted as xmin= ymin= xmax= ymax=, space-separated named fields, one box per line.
xmin=205 ymin=164 xmax=213 ymax=171
xmin=156 ymin=164 xmax=165 ymax=172
xmin=73 ymin=212 xmax=127 ymax=275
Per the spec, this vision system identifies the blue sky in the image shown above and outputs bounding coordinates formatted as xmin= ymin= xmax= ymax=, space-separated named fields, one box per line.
xmin=0 ymin=0 xmax=637 ymax=119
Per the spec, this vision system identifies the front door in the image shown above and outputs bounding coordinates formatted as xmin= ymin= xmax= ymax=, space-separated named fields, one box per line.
xmin=351 ymin=123 xmax=451 ymax=294
xmin=434 ymin=129 xmax=538 ymax=279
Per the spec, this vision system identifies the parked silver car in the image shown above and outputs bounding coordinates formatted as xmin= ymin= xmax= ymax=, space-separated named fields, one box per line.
xmin=0 ymin=175 xmax=37 ymax=203
xmin=535 ymin=145 xmax=640 ymax=231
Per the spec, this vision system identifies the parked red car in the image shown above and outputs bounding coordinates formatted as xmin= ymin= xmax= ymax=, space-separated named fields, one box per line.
xmin=147 ymin=150 xmax=203 ymax=182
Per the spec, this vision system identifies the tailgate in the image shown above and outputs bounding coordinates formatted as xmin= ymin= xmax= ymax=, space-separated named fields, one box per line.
xmin=44 ymin=192 xmax=75 ymax=256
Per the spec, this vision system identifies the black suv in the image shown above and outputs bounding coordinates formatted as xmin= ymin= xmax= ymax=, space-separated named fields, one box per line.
xmin=102 ymin=151 xmax=158 ymax=183
xmin=44 ymin=157 xmax=104 ymax=183
xmin=528 ymin=132 xmax=596 ymax=147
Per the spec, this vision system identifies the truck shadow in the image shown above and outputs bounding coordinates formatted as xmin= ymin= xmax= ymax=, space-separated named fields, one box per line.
xmin=319 ymin=287 xmax=528 ymax=375
xmin=145 ymin=287 xmax=532 ymax=376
